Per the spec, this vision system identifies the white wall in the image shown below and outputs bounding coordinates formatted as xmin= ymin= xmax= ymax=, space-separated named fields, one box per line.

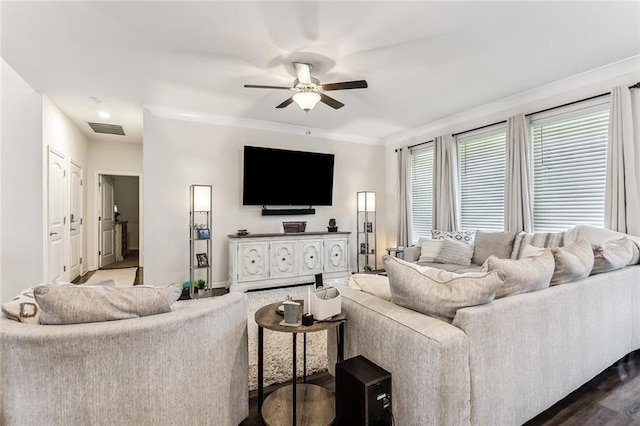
xmin=383 ymin=66 xmax=640 ymax=244
xmin=113 ymin=175 xmax=140 ymax=249
xmin=42 ymin=96 xmax=89 ymax=278
xmin=1 ymin=59 xmax=44 ymax=302
xmin=86 ymin=140 xmax=142 ymax=270
xmin=143 ymin=111 xmax=386 ymax=287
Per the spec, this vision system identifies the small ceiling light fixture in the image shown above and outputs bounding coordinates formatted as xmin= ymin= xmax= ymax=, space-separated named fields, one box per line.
xmin=98 ymin=111 xmax=111 ymax=119
xmin=293 ymin=92 xmax=321 ymax=112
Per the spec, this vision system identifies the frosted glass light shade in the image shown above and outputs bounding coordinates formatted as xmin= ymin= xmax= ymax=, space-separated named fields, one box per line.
xmin=192 ymin=185 xmax=211 ymax=212
xmin=293 ymin=92 xmax=321 ymax=111
xmin=357 ymin=191 xmax=376 ymax=212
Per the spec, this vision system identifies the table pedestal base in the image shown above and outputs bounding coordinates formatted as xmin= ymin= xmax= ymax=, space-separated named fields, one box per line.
xmin=261 ymin=384 xmax=335 ymax=426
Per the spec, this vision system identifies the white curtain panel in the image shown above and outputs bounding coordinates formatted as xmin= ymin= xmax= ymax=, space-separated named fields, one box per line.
xmin=504 ymin=113 xmax=533 ymax=233
xmin=605 ymin=85 xmax=640 ymax=236
xmin=433 ymin=134 xmax=460 ymax=231
xmin=397 ymin=147 xmax=412 ymax=246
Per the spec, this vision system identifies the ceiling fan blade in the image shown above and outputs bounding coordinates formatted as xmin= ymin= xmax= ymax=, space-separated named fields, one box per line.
xmin=276 ymin=97 xmax=294 ymax=109
xmin=319 ymin=93 xmax=344 ymax=109
xmin=244 ymin=84 xmax=292 ymax=90
xmin=322 ymin=80 xmax=368 ymax=91
xmin=293 ymin=62 xmax=312 ymax=85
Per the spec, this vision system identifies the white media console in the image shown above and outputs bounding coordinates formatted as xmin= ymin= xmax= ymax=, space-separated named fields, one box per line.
xmin=228 ymin=231 xmax=350 ymax=292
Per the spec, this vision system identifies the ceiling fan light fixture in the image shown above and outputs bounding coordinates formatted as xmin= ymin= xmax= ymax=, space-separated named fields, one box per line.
xmin=293 ymin=92 xmax=321 ymax=111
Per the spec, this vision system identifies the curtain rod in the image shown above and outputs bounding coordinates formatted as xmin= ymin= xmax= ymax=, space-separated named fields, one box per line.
xmin=395 ymin=81 xmax=640 ymax=152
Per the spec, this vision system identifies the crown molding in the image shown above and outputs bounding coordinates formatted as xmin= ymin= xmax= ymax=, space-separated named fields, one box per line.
xmin=383 ymin=55 xmax=640 ymax=147
xmin=143 ymin=105 xmax=383 ymax=146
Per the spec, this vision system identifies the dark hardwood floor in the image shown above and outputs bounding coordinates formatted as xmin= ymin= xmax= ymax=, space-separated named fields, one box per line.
xmin=243 ymin=350 xmax=640 ymax=425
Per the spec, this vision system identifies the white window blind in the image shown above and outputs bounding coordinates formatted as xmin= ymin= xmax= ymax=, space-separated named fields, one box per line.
xmin=530 ymin=99 xmax=609 ymax=232
xmin=410 ymin=144 xmax=434 ymax=243
xmin=457 ymin=127 xmax=506 ymax=231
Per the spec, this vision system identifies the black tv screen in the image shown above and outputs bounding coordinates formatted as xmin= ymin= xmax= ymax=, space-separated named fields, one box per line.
xmin=242 ymin=146 xmax=335 ymax=206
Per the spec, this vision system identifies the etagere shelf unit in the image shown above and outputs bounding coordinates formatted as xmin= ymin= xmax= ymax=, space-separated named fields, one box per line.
xmin=189 ymin=185 xmax=213 ymax=298
xmin=356 ymin=191 xmax=377 ymax=273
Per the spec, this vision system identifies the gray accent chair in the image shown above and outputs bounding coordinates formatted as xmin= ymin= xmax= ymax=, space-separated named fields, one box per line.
xmin=1 ymin=292 xmax=248 ymax=426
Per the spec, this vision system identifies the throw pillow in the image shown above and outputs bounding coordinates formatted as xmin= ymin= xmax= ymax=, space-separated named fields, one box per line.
xmin=35 ymin=282 xmax=182 ymax=325
xmin=402 ymin=245 xmax=422 ymax=262
xmin=431 ymin=230 xmax=476 ymax=244
xmin=520 ymin=243 xmax=544 ymax=258
xmin=1 ymin=279 xmax=116 ymax=324
xmin=383 ymin=256 xmax=504 ymax=322
xmin=550 ymin=240 xmax=594 ymax=285
xmin=472 ymin=230 xmax=518 ymax=265
xmin=511 ymin=231 xmax=565 ymax=259
xmin=351 ymin=274 xmax=392 ymax=301
xmin=591 ymin=238 xmax=634 ymax=275
xmin=419 ymin=239 xmax=444 ymax=262
xmin=482 ymin=250 xmax=554 ymax=298
xmin=434 ymin=239 xmax=474 ymax=266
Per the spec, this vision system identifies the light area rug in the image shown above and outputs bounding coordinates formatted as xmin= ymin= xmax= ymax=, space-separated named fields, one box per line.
xmin=86 ymin=267 xmax=137 ymax=287
xmin=246 ymin=284 xmax=328 ymax=391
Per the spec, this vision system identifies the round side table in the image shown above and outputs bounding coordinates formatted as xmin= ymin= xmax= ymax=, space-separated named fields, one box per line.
xmin=255 ymin=301 xmax=346 ymax=426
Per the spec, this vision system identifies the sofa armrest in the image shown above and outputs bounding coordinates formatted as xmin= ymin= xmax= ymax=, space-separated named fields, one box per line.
xmin=327 ymin=288 xmax=470 ymax=426
xmin=1 ymin=293 xmax=249 ymax=426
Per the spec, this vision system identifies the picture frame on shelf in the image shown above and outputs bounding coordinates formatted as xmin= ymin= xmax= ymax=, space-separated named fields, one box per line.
xmin=197 ymin=228 xmax=210 ymax=239
xmin=196 ymin=253 xmax=209 ymax=267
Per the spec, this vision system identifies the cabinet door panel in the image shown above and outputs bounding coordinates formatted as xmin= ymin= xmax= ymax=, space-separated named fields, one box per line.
xmin=238 ymin=242 xmax=269 ymax=282
xmin=299 ymin=239 xmax=323 ymax=275
xmin=325 ymin=238 xmax=348 ymax=272
xmin=270 ymin=241 xmax=296 ymax=278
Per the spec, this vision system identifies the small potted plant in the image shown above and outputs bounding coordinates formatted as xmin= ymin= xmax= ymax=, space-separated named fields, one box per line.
xmin=197 ymin=279 xmax=205 ymax=295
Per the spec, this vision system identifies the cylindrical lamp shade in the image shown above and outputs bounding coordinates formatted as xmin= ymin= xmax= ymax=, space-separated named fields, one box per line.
xmin=357 ymin=191 xmax=376 ymax=212
xmin=191 ymin=185 xmax=212 ymax=212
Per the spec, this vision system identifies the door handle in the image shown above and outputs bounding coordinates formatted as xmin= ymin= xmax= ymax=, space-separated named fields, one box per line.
xmin=50 ymin=232 xmax=57 ymax=236
xmin=70 ymin=227 xmax=76 ymax=231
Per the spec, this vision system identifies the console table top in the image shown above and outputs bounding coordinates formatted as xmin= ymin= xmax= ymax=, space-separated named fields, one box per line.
xmin=227 ymin=231 xmax=350 ymax=239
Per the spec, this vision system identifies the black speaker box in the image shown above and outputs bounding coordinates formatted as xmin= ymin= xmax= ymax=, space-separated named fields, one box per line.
xmin=335 ymin=355 xmax=392 ymax=426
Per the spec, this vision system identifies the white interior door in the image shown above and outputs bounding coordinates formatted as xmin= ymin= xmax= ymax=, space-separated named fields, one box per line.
xmin=69 ymin=161 xmax=82 ymax=280
xmin=99 ymin=175 xmax=115 ymax=267
xmin=48 ymin=148 xmax=67 ymax=282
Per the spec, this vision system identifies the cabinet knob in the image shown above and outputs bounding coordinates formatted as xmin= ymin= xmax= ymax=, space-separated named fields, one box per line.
xmin=282 ymin=258 xmax=286 ymax=261
xmin=251 ymin=260 xmax=255 ymax=264
xmin=310 ymin=255 xmax=314 ymax=259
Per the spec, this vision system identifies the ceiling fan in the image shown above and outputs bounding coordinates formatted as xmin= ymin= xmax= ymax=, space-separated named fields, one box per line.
xmin=244 ymin=62 xmax=368 ymax=112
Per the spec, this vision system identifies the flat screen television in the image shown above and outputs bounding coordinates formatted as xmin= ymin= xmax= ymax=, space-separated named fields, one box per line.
xmin=242 ymin=146 xmax=335 ymax=206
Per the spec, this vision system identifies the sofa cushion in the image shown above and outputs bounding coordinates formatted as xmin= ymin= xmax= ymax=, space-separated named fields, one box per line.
xmin=34 ymin=282 xmax=182 ymax=325
xmin=350 ymin=274 xmax=392 ymax=301
xmin=1 ymin=279 xmax=116 ymax=324
xmin=591 ymin=238 xmax=634 ymax=275
xmin=432 ymin=229 xmax=475 ymax=244
xmin=565 ymin=225 xmax=640 ymax=265
xmin=419 ymin=239 xmax=444 ymax=262
xmin=550 ymin=240 xmax=594 ymax=285
xmin=434 ymin=239 xmax=474 ymax=266
xmin=511 ymin=231 xmax=565 ymax=259
xmin=383 ymin=256 xmax=504 ymax=322
xmin=472 ymin=230 xmax=518 ymax=265
xmin=482 ymin=250 xmax=554 ymax=298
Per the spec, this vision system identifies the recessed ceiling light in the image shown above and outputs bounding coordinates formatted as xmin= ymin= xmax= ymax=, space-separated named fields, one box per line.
xmin=98 ymin=111 xmax=111 ymax=119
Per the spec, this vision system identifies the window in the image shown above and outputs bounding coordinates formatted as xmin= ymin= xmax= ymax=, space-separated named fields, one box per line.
xmin=457 ymin=127 xmax=506 ymax=231
xmin=410 ymin=144 xmax=434 ymax=243
xmin=530 ymin=99 xmax=609 ymax=232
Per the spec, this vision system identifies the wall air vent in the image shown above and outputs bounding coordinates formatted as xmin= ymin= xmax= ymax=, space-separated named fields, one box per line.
xmin=87 ymin=122 xmax=125 ymax=136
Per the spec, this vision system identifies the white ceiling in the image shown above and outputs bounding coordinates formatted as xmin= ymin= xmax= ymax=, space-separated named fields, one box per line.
xmin=2 ymin=1 xmax=639 ymax=145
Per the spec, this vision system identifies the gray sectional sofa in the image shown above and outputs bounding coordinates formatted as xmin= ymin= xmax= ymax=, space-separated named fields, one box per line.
xmin=328 ymin=225 xmax=640 ymax=425
xmin=1 ymin=292 xmax=249 ymax=426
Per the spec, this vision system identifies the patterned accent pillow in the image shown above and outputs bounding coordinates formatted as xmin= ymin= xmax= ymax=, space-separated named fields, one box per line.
xmin=383 ymin=256 xmax=504 ymax=322
xmin=482 ymin=250 xmax=554 ymax=298
xmin=591 ymin=238 xmax=634 ymax=275
xmin=1 ymin=287 xmax=41 ymax=324
xmin=35 ymin=282 xmax=182 ymax=325
xmin=550 ymin=240 xmax=594 ymax=285
xmin=432 ymin=229 xmax=475 ymax=244
xmin=511 ymin=231 xmax=565 ymax=259
xmin=434 ymin=239 xmax=474 ymax=266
